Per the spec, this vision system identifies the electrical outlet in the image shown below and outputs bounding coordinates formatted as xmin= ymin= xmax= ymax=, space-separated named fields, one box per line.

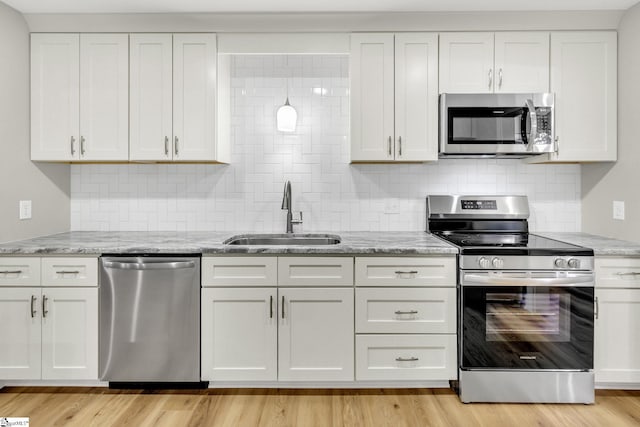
xmin=19 ymin=200 xmax=32 ymax=220
xmin=613 ymin=200 xmax=625 ymax=220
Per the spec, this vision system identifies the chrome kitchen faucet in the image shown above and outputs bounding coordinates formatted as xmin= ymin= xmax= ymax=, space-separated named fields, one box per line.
xmin=281 ymin=180 xmax=302 ymax=233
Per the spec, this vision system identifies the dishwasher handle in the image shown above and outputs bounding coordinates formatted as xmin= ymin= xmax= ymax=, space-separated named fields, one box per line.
xmin=102 ymin=260 xmax=196 ymax=270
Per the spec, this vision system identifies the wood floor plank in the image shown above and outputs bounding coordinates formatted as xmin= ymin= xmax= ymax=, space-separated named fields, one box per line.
xmin=1 ymin=387 xmax=640 ymax=427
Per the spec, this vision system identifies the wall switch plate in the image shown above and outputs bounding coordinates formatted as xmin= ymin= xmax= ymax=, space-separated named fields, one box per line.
xmin=19 ymin=200 xmax=32 ymax=220
xmin=613 ymin=200 xmax=625 ymax=220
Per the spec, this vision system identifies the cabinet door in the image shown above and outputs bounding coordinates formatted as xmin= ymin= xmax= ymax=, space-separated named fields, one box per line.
xmin=201 ymin=288 xmax=277 ymax=381
xmin=41 ymin=287 xmax=98 ymax=380
xmin=494 ymin=32 xmax=549 ymax=93
xmin=439 ymin=32 xmax=494 ymax=93
xmin=549 ymin=32 xmax=617 ymax=162
xmin=394 ymin=33 xmax=439 ymax=162
xmin=31 ymin=33 xmax=80 ymax=161
xmin=0 ymin=288 xmax=41 ymax=380
xmin=350 ymin=33 xmax=395 ymax=161
xmin=278 ymin=288 xmax=354 ymax=381
xmin=130 ymin=34 xmax=173 ymax=161
xmin=595 ymin=289 xmax=640 ymax=384
xmin=79 ymin=34 xmax=129 ymax=161
xmin=173 ymin=34 xmax=217 ymax=161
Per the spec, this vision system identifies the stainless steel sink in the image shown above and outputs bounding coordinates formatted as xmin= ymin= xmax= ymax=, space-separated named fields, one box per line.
xmin=224 ymin=233 xmax=341 ymax=246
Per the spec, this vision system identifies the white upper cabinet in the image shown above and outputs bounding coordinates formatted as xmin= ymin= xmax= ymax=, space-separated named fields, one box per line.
xmin=129 ymin=34 xmax=173 ymax=161
xmin=350 ymin=33 xmax=438 ymax=162
xmin=532 ymin=31 xmax=617 ymax=163
xmin=494 ymin=32 xmax=549 ymax=93
xmin=439 ymin=32 xmax=549 ymax=94
xmin=130 ymin=33 xmax=221 ymax=162
xmin=31 ymin=34 xmax=80 ymax=161
xmin=31 ymin=33 xmax=128 ymax=161
xmin=173 ymin=34 xmax=218 ymax=161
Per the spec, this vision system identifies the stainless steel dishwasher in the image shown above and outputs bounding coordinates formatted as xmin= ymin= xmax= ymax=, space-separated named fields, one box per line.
xmin=99 ymin=256 xmax=201 ymax=384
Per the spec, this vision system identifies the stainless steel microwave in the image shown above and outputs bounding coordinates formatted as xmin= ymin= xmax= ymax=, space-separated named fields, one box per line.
xmin=439 ymin=93 xmax=555 ymax=157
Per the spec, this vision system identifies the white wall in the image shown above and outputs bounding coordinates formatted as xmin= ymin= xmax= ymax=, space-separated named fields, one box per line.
xmin=0 ymin=1 xmax=70 ymax=243
xmin=71 ymin=55 xmax=581 ymax=233
xmin=582 ymin=3 xmax=640 ymax=242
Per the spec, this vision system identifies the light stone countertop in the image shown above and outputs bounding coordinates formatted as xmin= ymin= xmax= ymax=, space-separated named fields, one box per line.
xmin=1 ymin=231 xmax=638 ymax=257
xmin=0 ymin=231 xmax=457 ymax=256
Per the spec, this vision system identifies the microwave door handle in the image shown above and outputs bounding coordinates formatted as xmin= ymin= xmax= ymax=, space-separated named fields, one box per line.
xmin=463 ymin=274 xmax=594 ymax=287
xmin=525 ymin=99 xmax=538 ymax=151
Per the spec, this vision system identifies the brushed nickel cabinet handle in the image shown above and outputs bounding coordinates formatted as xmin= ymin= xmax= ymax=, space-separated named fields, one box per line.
xmin=595 ymin=296 xmax=599 ymax=320
xmin=616 ymin=272 xmax=640 ymax=276
xmin=282 ymin=295 xmax=285 ymax=319
xmin=70 ymin=136 xmax=76 ymax=155
xmin=395 ymin=310 xmax=418 ymax=315
xmin=31 ymin=295 xmax=37 ymax=318
xmin=0 ymin=270 xmax=23 ymax=274
xmin=270 ymin=295 xmax=273 ymax=319
xmin=398 ymin=136 xmax=402 ymax=157
xmin=80 ymin=136 xmax=86 ymax=156
xmin=42 ymin=295 xmax=48 ymax=318
xmin=56 ymin=270 xmax=80 ymax=275
xmin=488 ymin=69 xmax=493 ymax=89
xmin=498 ymin=68 xmax=503 ymax=88
xmin=395 ymin=270 xmax=418 ymax=276
xmin=388 ymin=136 xmax=392 ymax=156
xmin=164 ymin=136 xmax=169 ymax=156
xmin=174 ymin=136 xmax=179 ymax=156
xmin=396 ymin=357 xmax=419 ymax=362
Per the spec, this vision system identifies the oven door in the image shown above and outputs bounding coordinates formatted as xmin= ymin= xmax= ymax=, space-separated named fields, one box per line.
xmin=460 ymin=270 xmax=594 ymax=370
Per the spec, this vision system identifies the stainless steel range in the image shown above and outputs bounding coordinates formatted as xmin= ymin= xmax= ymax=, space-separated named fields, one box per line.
xmin=426 ymin=195 xmax=595 ymax=404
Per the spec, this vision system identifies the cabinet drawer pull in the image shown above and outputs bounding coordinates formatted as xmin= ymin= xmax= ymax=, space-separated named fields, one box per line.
xmin=70 ymin=136 xmax=76 ymax=155
xmin=394 ymin=310 xmax=418 ymax=315
xmin=31 ymin=295 xmax=37 ymax=318
xmin=498 ymin=68 xmax=503 ymax=88
xmin=164 ymin=136 xmax=169 ymax=156
xmin=80 ymin=136 xmax=86 ymax=156
xmin=388 ymin=136 xmax=392 ymax=156
xmin=56 ymin=270 xmax=80 ymax=275
xmin=282 ymin=295 xmax=285 ymax=319
xmin=395 ymin=270 xmax=418 ymax=276
xmin=396 ymin=357 xmax=419 ymax=362
xmin=398 ymin=136 xmax=402 ymax=157
xmin=616 ymin=272 xmax=640 ymax=276
xmin=270 ymin=295 xmax=273 ymax=319
xmin=174 ymin=136 xmax=179 ymax=156
xmin=0 ymin=270 xmax=23 ymax=274
xmin=488 ymin=69 xmax=493 ymax=89
xmin=42 ymin=295 xmax=48 ymax=318
xmin=595 ymin=296 xmax=599 ymax=320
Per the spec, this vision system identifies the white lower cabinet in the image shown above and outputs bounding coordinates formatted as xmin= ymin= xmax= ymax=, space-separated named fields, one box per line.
xmin=595 ymin=288 xmax=640 ymax=384
xmin=356 ymin=334 xmax=457 ymax=381
xmin=0 ymin=287 xmax=98 ymax=380
xmin=201 ymin=287 xmax=277 ymax=381
xmin=278 ymin=288 xmax=354 ymax=381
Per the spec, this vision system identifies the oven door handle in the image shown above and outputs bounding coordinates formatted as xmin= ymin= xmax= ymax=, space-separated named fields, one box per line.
xmin=463 ymin=274 xmax=594 ymax=287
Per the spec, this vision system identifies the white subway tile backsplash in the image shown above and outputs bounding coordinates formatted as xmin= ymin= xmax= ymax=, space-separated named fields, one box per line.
xmin=71 ymin=54 xmax=581 ymax=233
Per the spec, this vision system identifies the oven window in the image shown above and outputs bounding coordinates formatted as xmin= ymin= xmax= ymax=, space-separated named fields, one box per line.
xmin=485 ymin=291 xmax=570 ymax=342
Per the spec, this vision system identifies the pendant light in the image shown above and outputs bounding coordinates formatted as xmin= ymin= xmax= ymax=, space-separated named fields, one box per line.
xmin=277 ymin=57 xmax=297 ymax=133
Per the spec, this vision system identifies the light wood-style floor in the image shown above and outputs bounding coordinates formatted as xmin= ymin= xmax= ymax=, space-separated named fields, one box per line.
xmin=1 ymin=387 xmax=639 ymax=427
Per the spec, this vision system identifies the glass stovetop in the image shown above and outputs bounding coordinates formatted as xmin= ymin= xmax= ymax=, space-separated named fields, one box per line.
xmin=435 ymin=232 xmax=593 ymax=256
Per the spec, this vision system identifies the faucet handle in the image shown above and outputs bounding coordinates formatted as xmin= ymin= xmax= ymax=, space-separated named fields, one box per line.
xmin=292 ymin=211 xmax=303 ymax=224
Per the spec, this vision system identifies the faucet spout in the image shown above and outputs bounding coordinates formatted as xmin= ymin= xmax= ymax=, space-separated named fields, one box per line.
xmin=282 ymin=181 xmax=294 ymax=233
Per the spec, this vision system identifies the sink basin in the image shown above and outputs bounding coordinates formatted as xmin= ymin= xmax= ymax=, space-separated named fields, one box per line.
xmin=224 ymin=233 xmax=341 ymax=246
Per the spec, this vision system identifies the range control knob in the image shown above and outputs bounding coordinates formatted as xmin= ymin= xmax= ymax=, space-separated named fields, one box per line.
xmin=554 ymin=258 xmax=567 ymax=268
xmin=492 ymin=257 xmax=504 ymax=269
xmin=478 ymin=257 xmax=491 ymax=269
xmin=567 ymin=258 xmax=581 ymax=269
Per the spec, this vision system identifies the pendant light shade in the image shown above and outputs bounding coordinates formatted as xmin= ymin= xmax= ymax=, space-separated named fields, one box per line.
xmin=277 ymin=97 xmax=297 ymax=133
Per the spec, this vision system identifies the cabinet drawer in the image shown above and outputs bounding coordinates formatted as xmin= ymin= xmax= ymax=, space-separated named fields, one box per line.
xmin=41 ymin=257 xmax=98 ymax=287
xmin=356 ymin=334 xmax=457 ymax=381
xmin=596 ymin=257 xmax=640 ymax=288
xmin=355 ymin=257 xmax=456 ymax=287
xmin=356 ymin=288 xmax=456 ymax=334
xmin=278 ymin=257 xmax=353 ymax=286
xmin=0 ymin=257 xmax=40 ymax=286
xmin=202 ymin=257 xmax=277 ymax=287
